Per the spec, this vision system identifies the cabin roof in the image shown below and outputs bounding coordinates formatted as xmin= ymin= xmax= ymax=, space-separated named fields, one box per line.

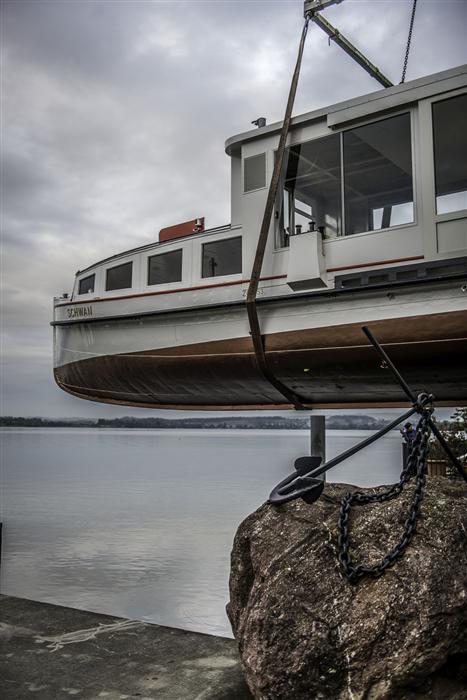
xmin=225 ymin=64 xmax=467 ymax=156
xmin=76 ymin=223 xmax=232 ymax=277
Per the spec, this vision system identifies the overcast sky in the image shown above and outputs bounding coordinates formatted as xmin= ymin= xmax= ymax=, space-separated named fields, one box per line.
xmin=1 ymin=0 xmax=466 ymax=418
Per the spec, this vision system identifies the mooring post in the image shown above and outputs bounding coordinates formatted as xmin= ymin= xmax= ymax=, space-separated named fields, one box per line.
xmin=310 ymin=415 xmax=326 ymax=481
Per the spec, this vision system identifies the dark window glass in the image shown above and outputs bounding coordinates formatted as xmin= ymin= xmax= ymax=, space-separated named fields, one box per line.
xmin=433 ymin=94 xmax=467 ymax=214
xmin=276 ymin=134 xmax=341 ymax=247
xmin=343 ymin=113 xmax=414 ymax=235
xmin=148 ymin=250 xmax=182 ymax=285
xmin=202 ymin=237 xmax=242 ymax=278
xmin=78 ymin=274 xmax=95 ymax=294
xmin=244 ymin=153 xmax=266 ymax=192
xmin=105 ymin=261 xmax=132 ymax=291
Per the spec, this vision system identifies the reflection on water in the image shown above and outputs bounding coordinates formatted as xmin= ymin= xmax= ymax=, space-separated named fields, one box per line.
xmin=0 ymin=428 xmax=403 ymax=636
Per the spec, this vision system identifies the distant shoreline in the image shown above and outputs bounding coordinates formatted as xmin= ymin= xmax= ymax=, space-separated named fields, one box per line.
xmin=1 ymin=415 xmax=393 ymax=431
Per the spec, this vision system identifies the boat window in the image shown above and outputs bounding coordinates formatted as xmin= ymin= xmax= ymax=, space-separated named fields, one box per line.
xmin=78 ymin=274 xmax=95 ymax=295
xmin=343 ymin=113 xmax=414 ymax=235
xmin=202 ymin=237 xmax=242 ymax=278
xmin=148 ymin=249 xmax=182 ymax=286
xmin=244 ymin=153 xmax=266 ymax=192
xmin=432 ymin=93 xmax=467 ymax=214
xmin=275 ymin=134 xmax=342 ymax=247
xmin=105 ymin=261 xmax=133 ymax=291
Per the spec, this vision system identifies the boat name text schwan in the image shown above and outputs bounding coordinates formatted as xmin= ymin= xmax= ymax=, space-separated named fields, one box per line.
xmin=67 ymin=306 xmax=93 ymax=319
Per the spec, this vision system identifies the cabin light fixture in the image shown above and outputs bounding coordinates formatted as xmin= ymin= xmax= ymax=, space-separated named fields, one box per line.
xmin=303 ymin=368 xmax=311 ymax=373
xmin=251 ymin=117 xmax=267 ymax=128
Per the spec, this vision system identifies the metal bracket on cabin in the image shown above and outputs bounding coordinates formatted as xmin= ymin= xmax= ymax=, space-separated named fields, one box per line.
xmin=269 ymin=325 xmax=467 ymax=506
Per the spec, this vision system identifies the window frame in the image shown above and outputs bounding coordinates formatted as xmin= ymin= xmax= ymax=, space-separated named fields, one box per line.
xmin=274 ymin=131 xmax=342 ymax=247
xmin=274 ymin=107 xmax=418 ymax=249
xmin=342 ymin=109 xmax=416 ymax=237
xmin=78 ymin=273 xmax=95 ymax=295
xmin=201 ymin=236 xmax=243 ymax=279
xmin=243 ymin=152 xmax=267 ymax=194
xmin=147 ymin=248 xmax=183 ymax=287
xmin=105 ymin=260 xmax=133 ymax=292
xmin=430 ymin=90 xmax=467 ymax=219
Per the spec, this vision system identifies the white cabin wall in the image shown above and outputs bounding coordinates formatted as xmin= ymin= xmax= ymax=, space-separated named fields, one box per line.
xmin=191 ymin=237 xmax=205 ymax=285
xmin=436 ymin=218 xmax=467 ymax=254
xmin=230 ymin=153 xmax=242 ymax=228
xmin=416 ymin=96 xmax=438 ymax=262
xmin=240 ymin=136 xmax=273 ymax=279
xmin=94 ymin=267 xmax=105 ymax=298
xmin=322 ymin=227 xmax=423 ymax=271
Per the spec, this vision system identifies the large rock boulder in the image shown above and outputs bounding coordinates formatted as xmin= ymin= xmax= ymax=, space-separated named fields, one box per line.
xmin=227 ymin=477 xmax=467 ymax=699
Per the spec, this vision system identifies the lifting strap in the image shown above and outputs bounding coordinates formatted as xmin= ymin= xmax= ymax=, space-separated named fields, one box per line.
xmin=246 ymin=17 xmax=311 ymax=410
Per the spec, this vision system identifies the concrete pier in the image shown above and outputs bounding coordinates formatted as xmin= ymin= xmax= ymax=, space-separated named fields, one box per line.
xmin=0 ymin=595 xmax=252 ymax=700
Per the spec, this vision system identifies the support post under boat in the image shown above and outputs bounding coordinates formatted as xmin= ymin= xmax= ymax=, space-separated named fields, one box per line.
xmin=310 ymin=415 xmax=326 ymax=478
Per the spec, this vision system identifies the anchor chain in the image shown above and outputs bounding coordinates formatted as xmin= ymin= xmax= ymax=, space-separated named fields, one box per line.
xmin=337 ymin=400 xmax=433 ymax=583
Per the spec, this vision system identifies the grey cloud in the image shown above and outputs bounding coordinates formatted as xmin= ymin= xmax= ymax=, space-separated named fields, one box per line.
xmin=1 ymin=149 xmax=89 ymax=236
xmin=3 ymin=0 xmax=139 ymax=80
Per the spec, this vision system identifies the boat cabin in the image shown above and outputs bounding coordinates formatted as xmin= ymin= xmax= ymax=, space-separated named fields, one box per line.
xmin=65 ymin=65 xmax=466 ymax=315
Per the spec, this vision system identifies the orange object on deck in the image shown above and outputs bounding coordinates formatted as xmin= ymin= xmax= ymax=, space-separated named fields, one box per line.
xmin=159 ymin=218 xmax=204 ymax=242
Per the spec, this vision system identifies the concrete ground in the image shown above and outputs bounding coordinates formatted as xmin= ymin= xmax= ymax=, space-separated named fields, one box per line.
xmin=0 ymin=595 xmax=253 ymax=700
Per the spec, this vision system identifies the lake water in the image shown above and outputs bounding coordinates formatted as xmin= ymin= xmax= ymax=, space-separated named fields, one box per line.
xmin=0 ymin=428 xmax=403 ymax=637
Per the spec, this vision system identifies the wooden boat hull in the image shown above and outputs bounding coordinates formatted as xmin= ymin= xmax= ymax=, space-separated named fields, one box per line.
xmin=54 ymin=309 xmax=467 ymax=409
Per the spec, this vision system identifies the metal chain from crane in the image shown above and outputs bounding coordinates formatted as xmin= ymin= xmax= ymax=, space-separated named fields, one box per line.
xmin=246 ymin=17 xmax=311 ymax=410
xmin=401 ymin=0 xmax=418 ymax=84
xmin=337 ymin=401 xmax=432 ymax=583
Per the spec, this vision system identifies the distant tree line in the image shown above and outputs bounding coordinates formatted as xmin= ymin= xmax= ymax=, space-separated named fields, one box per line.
xmin=1 ymin=414 xmax=395 ymax=430
xmin=0 ymin=416 xmax=96 ymax=427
